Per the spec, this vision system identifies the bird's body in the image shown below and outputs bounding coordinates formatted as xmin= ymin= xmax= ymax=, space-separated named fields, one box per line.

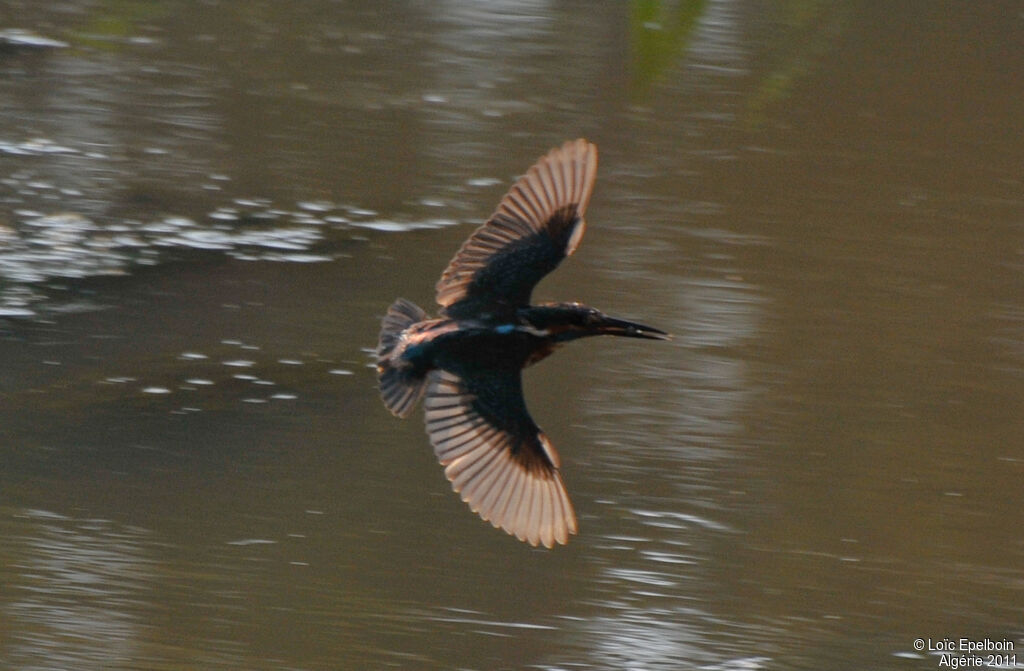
xmin=376 ymin=139 xmax=668 ymax=548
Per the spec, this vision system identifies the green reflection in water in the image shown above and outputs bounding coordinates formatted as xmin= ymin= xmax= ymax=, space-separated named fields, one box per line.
xmin=629 ymin=0 xmax=707 ymax=101
xmin=744 ymin=0 xmax=851 ymax=128
xmin=67 ymin=0 xmax=174 ymax=50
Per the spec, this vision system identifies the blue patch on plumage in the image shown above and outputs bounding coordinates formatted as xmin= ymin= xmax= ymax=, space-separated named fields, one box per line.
xmin=494 ymin=324 xmax=515 ymax=334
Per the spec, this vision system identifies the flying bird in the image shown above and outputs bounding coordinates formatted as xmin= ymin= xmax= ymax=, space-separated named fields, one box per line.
xmin=376 ymin=139 xmax=669 ymax=548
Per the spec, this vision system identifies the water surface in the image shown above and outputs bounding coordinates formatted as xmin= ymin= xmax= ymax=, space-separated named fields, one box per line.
xmin=1 ymin=2 xmax=1021 ymax=669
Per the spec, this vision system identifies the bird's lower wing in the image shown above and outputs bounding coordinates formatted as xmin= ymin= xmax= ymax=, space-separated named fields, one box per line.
xmin=423 ymin=369 xmax=577 ymax=548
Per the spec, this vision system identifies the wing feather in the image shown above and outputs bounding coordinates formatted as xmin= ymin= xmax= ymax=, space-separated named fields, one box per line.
xmin=436 ymin=139 xmax=598 ymax=318
xmin=422 ymin=370 xmax=578 ymax=547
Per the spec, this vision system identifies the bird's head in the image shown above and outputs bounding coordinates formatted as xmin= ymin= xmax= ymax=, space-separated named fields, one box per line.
xmin=524 ymin=303 xmax=671 ymax=342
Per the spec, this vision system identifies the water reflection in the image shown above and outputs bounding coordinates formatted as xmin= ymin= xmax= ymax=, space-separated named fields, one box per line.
xmin=1 ymin=509 xmax=154 ymax=669
xmin=0 ymin=29 xmax=70 ymax=51
xmin=1 ymin=1 xmax=1022 ymax=669
xmin=0 ymin=27 xmax=220 ymax=312
xmin=0 ymin=201 xmax=460 ymax=315
xmin=629 ymin=0 xmax=707 ymax=100
xmin=558 ymin=265 xmax=768 ymax=669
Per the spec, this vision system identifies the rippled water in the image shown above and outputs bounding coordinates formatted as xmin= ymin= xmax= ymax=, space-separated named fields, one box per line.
xmin=1 ymin=2 xmax=1022 ymax=670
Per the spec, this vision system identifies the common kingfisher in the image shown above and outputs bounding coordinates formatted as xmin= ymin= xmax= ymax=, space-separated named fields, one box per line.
xmin=376 ymin=139 xmax=669 ymax=548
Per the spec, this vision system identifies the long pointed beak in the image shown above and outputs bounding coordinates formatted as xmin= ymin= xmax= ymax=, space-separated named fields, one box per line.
xmin=596 ymin=315 xmax=671 ymax=340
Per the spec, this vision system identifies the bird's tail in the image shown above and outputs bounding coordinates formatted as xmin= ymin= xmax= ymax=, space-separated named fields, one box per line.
xmin=376 ymin=298 xmax=428 ymax=418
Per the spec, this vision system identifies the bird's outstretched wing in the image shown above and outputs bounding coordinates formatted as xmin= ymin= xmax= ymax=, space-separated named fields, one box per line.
xmin=436 ymin=139 xmax=598 ymax=319
xmin=423 ymin=369 xmax=578 ymax=548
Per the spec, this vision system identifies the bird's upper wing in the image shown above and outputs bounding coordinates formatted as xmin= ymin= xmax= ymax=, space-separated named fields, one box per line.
xmin=423 ymin=369 xmax=577 ymax=548
xmin=435 ymin=139 xmax=598 ymax=319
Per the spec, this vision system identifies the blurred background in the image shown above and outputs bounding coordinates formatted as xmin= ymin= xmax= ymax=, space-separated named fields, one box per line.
xmin=0 ymin=1 xmax=1021 ymax=669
